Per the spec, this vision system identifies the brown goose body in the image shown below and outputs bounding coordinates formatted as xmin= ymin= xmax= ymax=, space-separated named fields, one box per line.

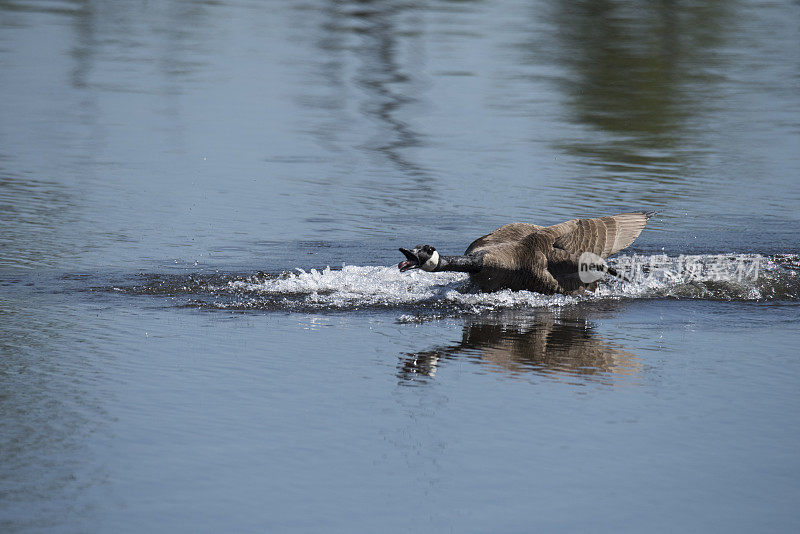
xmin=464 ymin=212 xmax=653 ymax=294
xmin=399 ymin=211 xmax=655 ymax=295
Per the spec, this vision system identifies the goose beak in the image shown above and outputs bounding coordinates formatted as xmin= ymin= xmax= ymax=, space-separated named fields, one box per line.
xmin=398 ymin=248 xmax=419 ymax=272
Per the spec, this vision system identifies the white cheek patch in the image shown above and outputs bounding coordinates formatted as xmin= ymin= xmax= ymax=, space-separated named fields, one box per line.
xmin=420 ymin=250 xmax=439 ymax=272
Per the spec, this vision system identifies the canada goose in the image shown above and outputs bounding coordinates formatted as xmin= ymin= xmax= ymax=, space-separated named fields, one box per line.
xmin=398 ymin=211 xmax=655 ymax=294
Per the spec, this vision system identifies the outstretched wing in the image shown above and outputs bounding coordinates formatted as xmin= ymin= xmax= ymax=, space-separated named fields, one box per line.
xmin=547 ymin=211 xmax=654 ymax=258
xmin=464 ymin=223 xmax=541 ymax=255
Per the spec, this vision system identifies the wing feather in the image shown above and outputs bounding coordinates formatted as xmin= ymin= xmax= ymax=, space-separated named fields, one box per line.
xmin=549 ymin=211 xmax=652 ymax=258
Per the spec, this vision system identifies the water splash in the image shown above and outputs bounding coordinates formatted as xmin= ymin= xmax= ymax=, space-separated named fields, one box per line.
xmin=112 ymin=254 xmax=800 ymax=312
xmin=600 ymin=253 xmax=799 ymax=301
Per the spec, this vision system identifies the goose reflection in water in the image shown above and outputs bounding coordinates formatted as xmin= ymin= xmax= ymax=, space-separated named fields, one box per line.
xmin=399 ymin=312 xmax=640 ymax=385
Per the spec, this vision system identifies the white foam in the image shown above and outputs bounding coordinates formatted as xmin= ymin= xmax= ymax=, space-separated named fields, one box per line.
xmin=223 ymin=265 xmax=573 ymax=310
xmin=207 ymin=254 xmax=799 ymax=310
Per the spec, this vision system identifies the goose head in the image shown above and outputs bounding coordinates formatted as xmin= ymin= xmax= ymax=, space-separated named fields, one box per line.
xmin=398 ymin=245 xmax=440 ymax=272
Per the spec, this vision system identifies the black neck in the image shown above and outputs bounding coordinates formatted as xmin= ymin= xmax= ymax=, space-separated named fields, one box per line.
xmin=436 ymin=255 xmax=483 ymax=273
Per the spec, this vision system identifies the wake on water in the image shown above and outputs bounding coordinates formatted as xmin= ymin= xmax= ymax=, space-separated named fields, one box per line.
xmin=114 ymin=253 xmax=800 ymax=312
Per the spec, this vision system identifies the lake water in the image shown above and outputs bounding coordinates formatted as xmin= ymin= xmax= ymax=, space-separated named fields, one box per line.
xmin=1 ymin=0 xmax=800 ymax=532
